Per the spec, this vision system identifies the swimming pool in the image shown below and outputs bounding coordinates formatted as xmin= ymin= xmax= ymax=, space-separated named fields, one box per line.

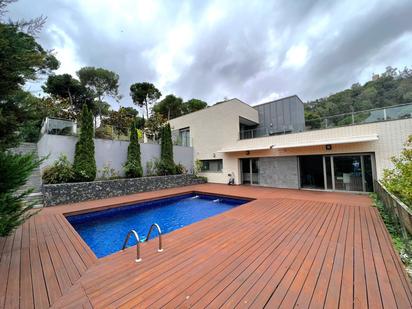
xmin=67 ymin=193 xmax=249 ymax=258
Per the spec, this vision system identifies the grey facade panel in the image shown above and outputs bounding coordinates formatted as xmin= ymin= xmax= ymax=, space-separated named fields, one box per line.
xmin=254 ymin=95 xmax=305 ymax=134
xmin=258 ymin=157 xmax=299 ymax=189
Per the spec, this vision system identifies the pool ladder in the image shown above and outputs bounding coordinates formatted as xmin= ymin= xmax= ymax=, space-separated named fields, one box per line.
xmin=122 ymin=223 xmax=163 ymax=263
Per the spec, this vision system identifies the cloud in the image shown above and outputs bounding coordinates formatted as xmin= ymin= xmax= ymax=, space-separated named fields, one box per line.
xmin=6 ymin=0 xmax=412 ymax=110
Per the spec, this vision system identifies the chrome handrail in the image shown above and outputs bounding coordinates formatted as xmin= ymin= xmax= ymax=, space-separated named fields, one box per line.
xmin=122 ymin=230 xmax=142 ymax=262
xmin=145 ymin=223 xmax=163 ymax=252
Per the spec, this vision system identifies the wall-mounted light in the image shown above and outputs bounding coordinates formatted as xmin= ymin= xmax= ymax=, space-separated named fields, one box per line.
xmin=325 ymin=144 xmax=332 ymax=150
xmin=213 ymin=153 xmax=216 ymax=158
xmin=246 ymin=151 xmax=250 ymax=155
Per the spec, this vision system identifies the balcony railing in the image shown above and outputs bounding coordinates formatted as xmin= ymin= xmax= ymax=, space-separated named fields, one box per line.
xmin=239 ymin=103 xmax=412 ymax=140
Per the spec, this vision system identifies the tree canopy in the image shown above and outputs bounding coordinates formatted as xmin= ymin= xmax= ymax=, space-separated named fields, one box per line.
xmin=183 ymin=98 xmax=208 ymax=114
xmin=305 ymin=66 xmax=412 ymax=119
xmin=0 ymin=23 xmax=59 ymax=98
xmin=130 ymin=82 xmax=161 ymax=119
xmin=153 ymin=94 xmax=184 ymax=120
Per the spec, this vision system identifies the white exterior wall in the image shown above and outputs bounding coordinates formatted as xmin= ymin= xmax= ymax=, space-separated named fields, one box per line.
xmin=37 ymin=134 xmax=194 ymax=177
xmin=169 ymin=99 xmax=259 ymax=183
xmin=171 ymin=100 xmax=411 ymax=185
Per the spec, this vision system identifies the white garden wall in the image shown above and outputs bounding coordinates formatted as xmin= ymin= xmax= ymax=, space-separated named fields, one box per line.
xmin=37 ymin=134 xmax=194 ymax=177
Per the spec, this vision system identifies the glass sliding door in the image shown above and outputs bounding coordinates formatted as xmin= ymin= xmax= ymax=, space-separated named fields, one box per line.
xmin=240 ymin=158 xmax=259 ymax=185
xmin=333 ymin=155 xmax=363 ymax=191
xmin=299 ymin=153 xmax=374 ymax=192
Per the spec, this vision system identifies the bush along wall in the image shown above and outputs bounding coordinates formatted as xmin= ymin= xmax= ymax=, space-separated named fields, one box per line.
xmin=124 ymin=119 xmax=143 ymax=177
xmin=73 ymin=104 xmax=96 ymax=181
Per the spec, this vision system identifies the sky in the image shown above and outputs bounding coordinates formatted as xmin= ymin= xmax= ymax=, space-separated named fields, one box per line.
xmin=7 ymin=0 xmax=412 ymax=110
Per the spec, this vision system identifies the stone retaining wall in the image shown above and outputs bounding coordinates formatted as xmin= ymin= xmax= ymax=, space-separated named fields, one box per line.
xmin=42 ymin=174 xmax=206 ymax=206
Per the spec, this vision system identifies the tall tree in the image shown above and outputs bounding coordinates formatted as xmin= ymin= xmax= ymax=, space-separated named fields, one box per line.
xmin=153 ymin=94 xmax=183 ymax=120
xmin=0 ymin=23 xmax=58 ymax=99
xmin=144 ymin=112 xmax=165 ymax=141
xmin=77 ymin=66 xmax=121 ymax=123
xmin=124 ymin=119 xmax=143 ymax=178
xmin=183 ymin=98 xmax=208 ymax=114
xmin=102 ymin=106 xmax=140 ymax=136
xmin=42 ymin=74 xmax=84 ymax=106
xmin=72 ymin=104 xmax=96 ymax=182
xmin=0 ymin=0 xmax=58 ymax=235
xmin=129 ymin=82 xmax=161 ymax=119
xmin=158 ymin=123 xmax=175 ymax=175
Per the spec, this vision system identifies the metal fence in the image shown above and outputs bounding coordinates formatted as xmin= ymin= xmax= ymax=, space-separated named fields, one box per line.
xmin=240 ymin=103 xmax=412 ymax=139
xmin=375 ymin=181 xmax=412 ymax=255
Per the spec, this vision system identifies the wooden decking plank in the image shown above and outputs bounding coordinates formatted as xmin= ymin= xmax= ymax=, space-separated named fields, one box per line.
xmin=36 ymin=214 xmax=62 ymax=305
xmin=360 ymin=206 xmax=383 ymax=309
xmin=323 ymin=204 xmax=350 ymax=308
xmin=3 ymin=226 xmax=22 ymax=309
xmin=0 ymin=233 xmax=14 ymax=309
xmin=93 ymin=199 xmax=293 ymax=307
xmin=46 ymin=215 xmax=81 ymax=284
xmin=271 ymin=203 xmax=342 ymax=308
xmin=293 ymin=206 xmax=345 ymax=308
xmin=138 ymin=200 xmax=310 ymax=308
xmin=308 ymin=204 xmax=346 ymax=307
xmin=338 ymin=205 xmax=355 ymax=308
xmin=19 ymin=220 xmax=34 ymax=309
xmin=49 ymin=214 xmax=87 ymax=275
xmin=244 ymin=202 xmax=334 ymax=309
xmin=263 ymin=203 xmax=338 ymax=308
xmin=43 ymin=217 xmax=73 ymax=294
xmin=55 ymin=214 xmax=96 ymax=266
xmin=29 ymin=215 xmax=50 ymax=309
xmin=364 ymin=207 xmax=398 ymax=308
xmin=187 ymin=201 xmax=322 ymax=308
xmin=353 ymin=205 xmax=368 ymax=308
xmin=162 ymin=200 xmax=305 ymax=308
xmin=373 ymin=207 xmax=412 ymax=306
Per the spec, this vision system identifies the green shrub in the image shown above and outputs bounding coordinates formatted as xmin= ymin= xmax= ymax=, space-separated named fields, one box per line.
xmin=175 ymin=163 xmax=187 ymax=175
xmin=73 ymin=104 xmax=96 ymax=182
xmin=98 ymin=162 xmax=120 ymax=180
xmin=42 ymin=154 xmax=74 ymax=184
xmin=0 ymin=151 xmax=41 ymax=236
xmin=382 ymin=135 xmax=412 ymax=208
xmin=194 ymin=159 xmax=202 ymax=175
xmin=146 ymin=159 xmax=157 ymax=176
xmin=124 ymin=120 xmax=143 ymax=178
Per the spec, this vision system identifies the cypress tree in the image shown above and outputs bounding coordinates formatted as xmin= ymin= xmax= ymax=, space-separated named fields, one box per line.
xmin=73 ymin=104 xmax=96 ymax=181
xmin=159 ymin=123 xmax=175 ymax=175
xmin=124 ymin=119 xmax=143 ymax=177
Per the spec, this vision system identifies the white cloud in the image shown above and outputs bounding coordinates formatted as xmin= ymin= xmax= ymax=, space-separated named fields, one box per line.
xmin=283 ymin=43 xmax=309 ymax=69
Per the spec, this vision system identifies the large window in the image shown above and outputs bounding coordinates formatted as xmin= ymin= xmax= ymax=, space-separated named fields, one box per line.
xmin=201 ymin=159 xmax=223 ymax=172
xmin=178 ymin=127 xmax=190 ymax=147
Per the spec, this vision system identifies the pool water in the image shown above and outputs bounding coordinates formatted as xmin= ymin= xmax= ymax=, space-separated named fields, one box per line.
xmin=67 ymin=193 xmax=248 ymax=258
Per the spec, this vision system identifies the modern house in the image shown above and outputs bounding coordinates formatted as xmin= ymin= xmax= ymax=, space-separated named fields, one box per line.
xmin=169 ymin=96 xmax=412 ymax=193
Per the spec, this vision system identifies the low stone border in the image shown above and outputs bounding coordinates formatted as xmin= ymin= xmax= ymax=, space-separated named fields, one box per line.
xmin=42 ymin=174 xmax=206 ymax=206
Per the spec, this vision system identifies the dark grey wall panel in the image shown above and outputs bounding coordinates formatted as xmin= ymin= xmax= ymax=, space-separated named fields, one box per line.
xmin=254 ymin=95 xmax=305 ymax=134
xmin=258 ymin=157 xmax=299 ymax=189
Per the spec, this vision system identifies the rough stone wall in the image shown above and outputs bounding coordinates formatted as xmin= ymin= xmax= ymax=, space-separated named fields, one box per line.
xmin=42 ymin=174 xmax=206 ymax=206
xmin=259 ymin=157 xmax=299 ymax=189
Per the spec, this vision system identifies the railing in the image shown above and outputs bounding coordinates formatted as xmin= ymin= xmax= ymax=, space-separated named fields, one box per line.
xmin=40 ymin=117 xmax=77 ymax=136
xmin=375 ymin=181 xmax=412 ymax=255
xmin=122 ymin=230 xmax=142 ymax=262
xmin=239 ymin=103 xmax=412 ymax=139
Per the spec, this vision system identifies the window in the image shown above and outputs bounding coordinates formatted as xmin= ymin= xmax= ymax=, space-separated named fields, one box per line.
xmin=201 ymin=159 xmax=223 ymax=172
xmin=178 ymin=127 xmax=190 ymax=147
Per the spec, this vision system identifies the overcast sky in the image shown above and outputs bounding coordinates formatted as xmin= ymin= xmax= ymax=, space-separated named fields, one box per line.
xmin=7 ymin=0 xmax=412 ymax=110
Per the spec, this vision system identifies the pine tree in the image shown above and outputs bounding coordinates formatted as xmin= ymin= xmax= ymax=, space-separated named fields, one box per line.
xmin=124 ymin=119 xmax=143 ymax=178
xmin=0 ymin=151 xmax=41 ymax=236
xmin=73 ymin=104 xmax=96 ymax=181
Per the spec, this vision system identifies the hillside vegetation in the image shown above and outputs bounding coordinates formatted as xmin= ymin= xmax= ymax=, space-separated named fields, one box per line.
xmin=305 ymin=66 xmax=412 ymax=119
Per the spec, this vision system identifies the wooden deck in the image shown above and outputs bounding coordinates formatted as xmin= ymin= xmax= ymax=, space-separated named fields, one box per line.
xmin=1 ymin=184 xmax=411 ymax=308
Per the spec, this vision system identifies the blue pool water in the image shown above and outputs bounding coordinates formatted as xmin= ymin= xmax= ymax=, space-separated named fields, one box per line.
xmin=67 ymin=193 xmax=248 ymax=258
